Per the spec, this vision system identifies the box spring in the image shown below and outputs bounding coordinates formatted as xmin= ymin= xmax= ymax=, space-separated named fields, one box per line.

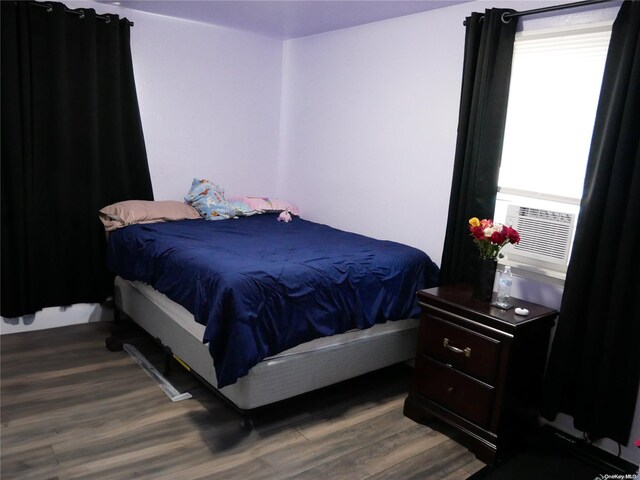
xmin=114 ymin=276 xmax=419 ymax=410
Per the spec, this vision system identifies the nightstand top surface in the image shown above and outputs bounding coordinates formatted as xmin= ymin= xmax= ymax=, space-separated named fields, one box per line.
xmin=417 ymin=284 xmax=557 ymax=329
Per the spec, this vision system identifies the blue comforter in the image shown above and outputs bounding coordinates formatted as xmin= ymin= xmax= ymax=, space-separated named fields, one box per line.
xmin=106 ymin=214 xmax=439 ymax=387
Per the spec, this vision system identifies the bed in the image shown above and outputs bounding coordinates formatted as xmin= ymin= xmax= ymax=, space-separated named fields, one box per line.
xmin=105 ymin=212 xmax=439 ymax=417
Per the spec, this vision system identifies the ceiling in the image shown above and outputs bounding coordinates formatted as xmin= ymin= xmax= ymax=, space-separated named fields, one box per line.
xmin=104 ymin=1 xmax=474 ymax=39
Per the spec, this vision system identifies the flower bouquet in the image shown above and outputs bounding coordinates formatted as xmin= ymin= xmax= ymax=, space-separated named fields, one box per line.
xmin=468 ymin=217 xmax=520 ymax=302
xmin=468 ymin=217 xmax=520 ymax=260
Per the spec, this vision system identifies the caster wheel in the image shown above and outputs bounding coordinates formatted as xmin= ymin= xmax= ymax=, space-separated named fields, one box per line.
xmin=240 ymin=417 xmax=254 ymax=431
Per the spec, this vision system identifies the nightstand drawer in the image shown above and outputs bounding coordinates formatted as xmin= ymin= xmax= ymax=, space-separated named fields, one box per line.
xmin=414 ymin=357 xmax=494 ymax=429
xmin=420 ymin=313 xmax=501 ymax=384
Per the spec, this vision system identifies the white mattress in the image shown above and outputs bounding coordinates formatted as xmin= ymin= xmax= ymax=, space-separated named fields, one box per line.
xmin=114 ymin=277 xmax=419 ymax=410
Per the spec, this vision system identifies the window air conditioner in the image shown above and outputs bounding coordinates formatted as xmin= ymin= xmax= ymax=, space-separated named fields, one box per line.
xmin=504 ymin=205 xmax=576 ymax=272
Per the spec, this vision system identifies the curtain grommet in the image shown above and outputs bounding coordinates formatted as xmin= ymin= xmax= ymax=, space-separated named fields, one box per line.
xmin=45 ymin=3 xmax=53 ymax=13
xmin=501 ymin=12 xmax=512 ymax=24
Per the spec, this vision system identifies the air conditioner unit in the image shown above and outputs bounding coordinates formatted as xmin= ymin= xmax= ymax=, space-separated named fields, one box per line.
xmin=504 ymin=205 xmax=576 ymax=272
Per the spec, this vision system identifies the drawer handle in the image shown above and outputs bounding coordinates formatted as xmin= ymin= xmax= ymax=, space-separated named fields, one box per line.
xmin=443 ymin=338 xmax=471 ymax=358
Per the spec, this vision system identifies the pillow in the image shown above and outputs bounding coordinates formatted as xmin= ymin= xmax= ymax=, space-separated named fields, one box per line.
xmin=227 ymin=196 xmax=300 ymax=216
xmin=184 ymin=178 xmax=237 ymax=221
xmin=227 ymin=200 xmax=258 ymax=217
xmin=99 ymin=200 xmax=200 ymax=231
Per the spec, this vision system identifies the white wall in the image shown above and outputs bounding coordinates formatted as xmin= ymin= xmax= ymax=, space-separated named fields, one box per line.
xmin=130 ymin=12 xmax=284 ymax=200
xmin=278 ymin=5 xmax=470 ymax=262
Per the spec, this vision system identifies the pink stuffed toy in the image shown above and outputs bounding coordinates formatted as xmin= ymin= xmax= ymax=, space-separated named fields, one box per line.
xmin=277 ymin=210 xmax=292 ymax=222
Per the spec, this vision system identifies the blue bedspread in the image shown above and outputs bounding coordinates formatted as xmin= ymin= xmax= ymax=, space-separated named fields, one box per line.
xmin=106 ymin=214 xmax=439 ymax=387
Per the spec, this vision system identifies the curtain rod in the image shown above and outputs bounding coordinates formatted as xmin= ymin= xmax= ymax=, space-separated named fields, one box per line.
xmin=463 ymin=0 xmax=613 ymax=25
xmin=29 ymin=2 xmax=134 ymax=26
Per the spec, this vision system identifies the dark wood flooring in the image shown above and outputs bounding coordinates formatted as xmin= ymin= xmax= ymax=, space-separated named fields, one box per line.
xmin=1 ymin=321 xmax=484 ymax=480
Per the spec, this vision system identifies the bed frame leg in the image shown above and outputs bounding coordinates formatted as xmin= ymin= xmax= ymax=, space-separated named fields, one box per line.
xmin=160 ymin=342 xmax=173 ymax=377
xmin=240 ymin=415 xmax=254 ymax=431
xmin=105 ymin=335 xmax=124 ymax=352
xmin=105 ymin=307 xmax=125 ymax=352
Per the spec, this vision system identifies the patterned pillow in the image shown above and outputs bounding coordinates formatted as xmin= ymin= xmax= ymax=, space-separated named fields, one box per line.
xmin=227 ymin=196 xmax=300 ymax=216
xmin=184 ymin=179 xmax=236 ymax=221
xmin=227 ymin=200 xmax=258 ymax=217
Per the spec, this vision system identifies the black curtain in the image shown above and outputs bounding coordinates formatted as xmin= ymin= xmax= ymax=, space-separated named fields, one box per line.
xmin=439 ymin=9 xmax=518 ymax=286
xmin=541 ymin=0 xmax=640 ymax=445
xmin=1 ymin=1 xmax=154 ymax=318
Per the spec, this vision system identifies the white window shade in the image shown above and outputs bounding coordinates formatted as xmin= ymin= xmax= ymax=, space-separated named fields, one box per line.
xmin=498 ymin=25 xmax=612 ymax=202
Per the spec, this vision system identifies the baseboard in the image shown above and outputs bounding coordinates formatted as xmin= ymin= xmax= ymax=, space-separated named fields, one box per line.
xmin=0 ymin=302 xmax=113 ymax=334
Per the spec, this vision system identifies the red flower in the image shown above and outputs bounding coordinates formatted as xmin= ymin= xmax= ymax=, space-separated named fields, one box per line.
xmin=490 ymin=230 xmax=507 ymax=245
xmin=470 ymin=226 xmax=485 ymax=240
xmin=502 ymin=225 xmax=520 ymax=244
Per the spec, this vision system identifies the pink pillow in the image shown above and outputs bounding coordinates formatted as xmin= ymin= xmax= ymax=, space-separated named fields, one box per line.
xmin=99 ymin=200 xmax=200 ymax=231
xmin=228 ymin=196 xmax=300 ymax=216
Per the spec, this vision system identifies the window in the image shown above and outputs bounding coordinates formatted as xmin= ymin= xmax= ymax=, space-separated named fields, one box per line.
xmin=494 ymin=23 xmax=612 ymax=284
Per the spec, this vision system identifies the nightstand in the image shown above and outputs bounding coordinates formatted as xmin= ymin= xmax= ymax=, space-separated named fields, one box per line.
xmin=403 ymin=284 xmax=557 ymax=464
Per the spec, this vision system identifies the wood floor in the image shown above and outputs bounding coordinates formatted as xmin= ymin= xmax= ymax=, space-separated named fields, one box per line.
xmin=1 ymin=321 xmax=485 ymax=480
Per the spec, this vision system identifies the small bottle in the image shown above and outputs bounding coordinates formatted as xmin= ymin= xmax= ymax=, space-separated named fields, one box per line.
xmin=495 ymin=266 xmax=513 ymax=308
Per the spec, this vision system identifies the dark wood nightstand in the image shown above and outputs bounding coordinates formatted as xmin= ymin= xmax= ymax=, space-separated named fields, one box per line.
xmin=403 ymin=284 xmax=557 ymax=464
